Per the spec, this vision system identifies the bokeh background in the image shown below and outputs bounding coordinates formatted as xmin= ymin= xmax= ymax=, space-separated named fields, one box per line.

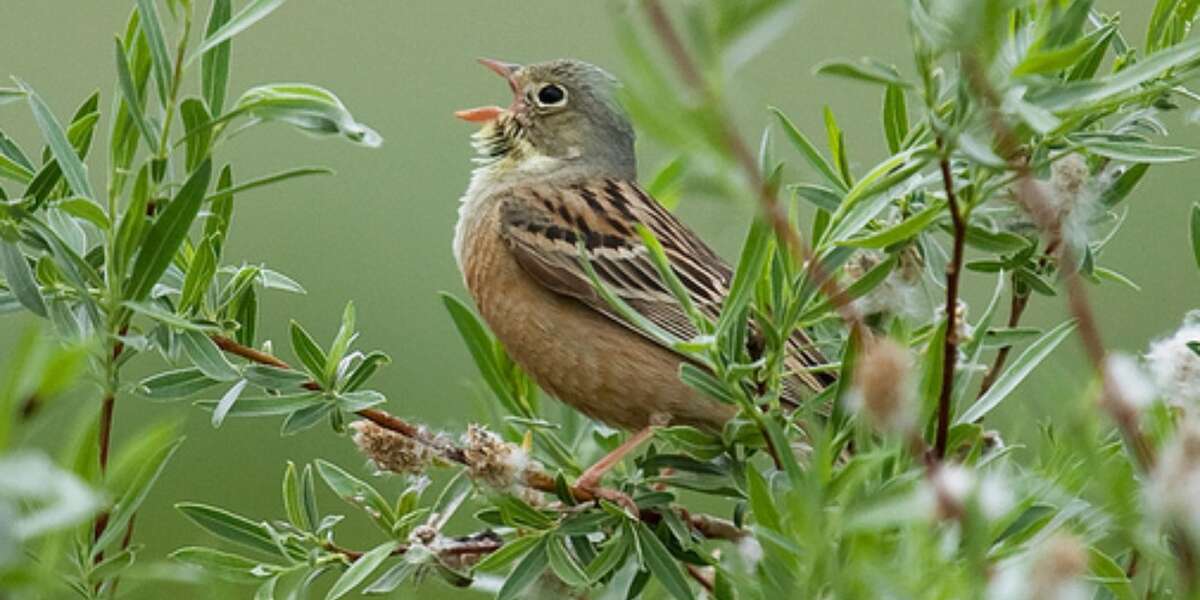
xmin=1 ymin=1 xmax=1195 ymax=597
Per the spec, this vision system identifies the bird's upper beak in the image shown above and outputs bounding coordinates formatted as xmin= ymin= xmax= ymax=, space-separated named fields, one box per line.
xmin=455 ymin=58 xmax=523 ymax=123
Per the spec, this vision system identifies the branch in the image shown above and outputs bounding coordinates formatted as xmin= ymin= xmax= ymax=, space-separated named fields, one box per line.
xmin=933 ymin=148 xmax=966 ymax=460
xmin=324 ymin=532 xmax=504 ymax=563
xmin=641 ymin=0 xmax=868 ymax=341
xmin=208 ymin=334 xmax=748 ymax=544
xmin=961 ymin=54 xmax=1155 ymax=471
xmin=977 ymin=286 xmax=1029 ymax=397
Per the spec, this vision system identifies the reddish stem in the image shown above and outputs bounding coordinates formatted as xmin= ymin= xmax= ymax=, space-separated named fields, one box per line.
xmin=933 ymin=151 xmax=966 ymax=460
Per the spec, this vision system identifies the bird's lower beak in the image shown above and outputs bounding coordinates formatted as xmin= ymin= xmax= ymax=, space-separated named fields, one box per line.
xmin=455 ymin=58 xmax=522 ymax=123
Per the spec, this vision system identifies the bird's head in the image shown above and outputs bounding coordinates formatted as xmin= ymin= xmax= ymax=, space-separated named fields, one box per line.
xmin=456 ymin=58 xmax=636 ymax=178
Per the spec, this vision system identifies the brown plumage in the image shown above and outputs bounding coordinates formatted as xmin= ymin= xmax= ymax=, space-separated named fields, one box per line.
xmin=454 ymin=58 xmax=832 ymax=434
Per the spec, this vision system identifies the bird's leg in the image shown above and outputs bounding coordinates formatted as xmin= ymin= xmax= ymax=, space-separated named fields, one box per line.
xmin=572 ymin=419 xmax=664 ymax=514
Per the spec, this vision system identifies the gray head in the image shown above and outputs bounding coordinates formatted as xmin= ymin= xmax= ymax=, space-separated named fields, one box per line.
xmin=457 ymin=58 xmax=636 ymax=179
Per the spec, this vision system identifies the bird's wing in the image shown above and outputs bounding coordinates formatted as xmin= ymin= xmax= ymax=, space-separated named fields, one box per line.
xmin=498 ymin=177 xmax=830 ymax=393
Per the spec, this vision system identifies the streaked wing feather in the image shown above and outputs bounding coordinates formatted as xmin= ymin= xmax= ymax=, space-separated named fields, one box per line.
xmin=498 ymin=177 xmax=829 ymax=393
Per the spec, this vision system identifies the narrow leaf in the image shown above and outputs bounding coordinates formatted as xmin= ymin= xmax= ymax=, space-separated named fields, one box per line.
xmin=957 ymin=320 xmax=1077 ymax=423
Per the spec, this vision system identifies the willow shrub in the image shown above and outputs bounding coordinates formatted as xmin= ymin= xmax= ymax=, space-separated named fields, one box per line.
xmin=4 ymin=1 xmax=1200 ymax=599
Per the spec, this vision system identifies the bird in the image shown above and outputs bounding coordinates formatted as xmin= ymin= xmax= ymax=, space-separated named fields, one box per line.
xmin=453 ymin=58 xmax=832 ymax=492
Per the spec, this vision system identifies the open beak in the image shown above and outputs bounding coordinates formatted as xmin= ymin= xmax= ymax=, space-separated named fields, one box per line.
xmin=455 ymin=58 xmax=522 ymax=123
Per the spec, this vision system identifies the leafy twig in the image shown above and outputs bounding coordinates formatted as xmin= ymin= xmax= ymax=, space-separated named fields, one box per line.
xmin=961 ymin=54 xmax=1156 ymax=471
xmin=933 ymin=148 xmax=966 ymax=460
xmin=640 ymin=0 xmax=867 ymax=340
xmin=208 ymin=334 xmax=748 ymax=543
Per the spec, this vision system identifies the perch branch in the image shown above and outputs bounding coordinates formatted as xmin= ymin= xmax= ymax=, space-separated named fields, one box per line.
xmin=209 ymin=334 xmax=748 ymax=544
xmin=323 ymin=534 xmax=504 ymax=563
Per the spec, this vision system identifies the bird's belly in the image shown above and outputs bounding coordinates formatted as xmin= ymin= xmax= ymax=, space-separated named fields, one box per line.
xmin=460 ymin=222 xmax=733 ymax=431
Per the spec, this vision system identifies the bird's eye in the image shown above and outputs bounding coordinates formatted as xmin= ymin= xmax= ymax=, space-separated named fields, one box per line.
xmin=536 ymin=83 xmax=567 ymax=107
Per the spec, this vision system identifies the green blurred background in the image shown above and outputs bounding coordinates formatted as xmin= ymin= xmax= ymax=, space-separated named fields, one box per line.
xmin=1 ymin=1 xmax=1196 ymax=597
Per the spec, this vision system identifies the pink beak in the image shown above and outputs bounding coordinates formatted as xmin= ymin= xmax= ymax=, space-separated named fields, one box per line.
xmin=455 ymin=58 xmax=522 ymax=123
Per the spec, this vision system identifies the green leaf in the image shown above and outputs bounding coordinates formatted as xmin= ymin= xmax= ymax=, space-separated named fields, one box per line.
xmin=326 ymin=541 xmax=399 ymax=600
xmin=93 ymin=436 xmax=184 ymax=556
xmin=0 ymin=151 xmax=34 ymax=184
xmin=205 ymin=165 xmax=234 ymax=256
xmin=637 ymin=225 xmax=703 ymax=328
xmin=1071 ymin=135 xmax=1198 ymax=163
xmin=123 ymin=300 xmax=220 ymax=332
xmin=957 ymin=320 xmax=1077 ymax=424
xmin=586 ymin=532 xmax=632 ymax=581
xmin=815 ymin=58 xmax=910 ymax=87
xmin=716 ymin=217 xmax=772 ymax=342
xmin=363 ymin=561 xmax=420 ymax=594
xmin=497 ymin=537 xmax=550 ymax=600
xmin=225 ymin=83 xmax=381 ymax=147
xmin=170 ymin=546 xmax=266 ymax=584
xmin=179 ymin=329 xmax=240 ymax=382
xmin=1099 ymin=163 xmax=1149 ymax=208
xmin=177 ymin=502 xmax=293 ymax=558
xmin=427 ymin=470 xmax=473 ymax=530
xmin=137 ymin=367 xmax=219 ymax=399
xmin=1088 ymin=546 xmax=1136 ymax=600
xmin=211 ymin=379 xmax=249 ymax=427
xmin=1014 ymin=25 xmax=1115 ymax=76
xmin=179 ymin=236 xmax=218 ymax=313
xmin=57 ymin=197 xmax=111 ymax=230
xmin=243 ymin=364 xmax=311 ymax=390
xmin=343 ymin=351 xmax=390 ymax=392
xmin=547 ymin=536 xmax=591 ymax=587
xmin=0 ymin=130 xmax=33 ymax=173
xmin=280 ymin=401 xmax=333 ymax=435
xmin=325 ymin=301 xmax=357 ymax=383
xmin=0 ymin=87 xmax=24 ymax=105
xmin=576 ymin=244 xmax=680 ymax=348
xmin=1193 ymin=203 xmax=1200 ymax=271
xmin=289 ymin=319 xmax=328 ymax=384
xmin=114 ymin=165 xmax=151 ymax=277
xmin=746 ymin=464 xmax=781 ymax=532
xmin=315 ymin=459 xmax=394 ymax=531
xmin=838 ymin=200 xmax=944 ymax=248
xmin=281 ymin=461 xmax=307 ymax=529
xmin=0 ymin=239 xmax=46 ymax=317
xmin=181 ymin=98 xmax=213 ymax=172
xmin=799 ymin=254 xmax=897 ymax=322
xmin=679 ymin=364 xmax=736 ymax=404
xmin=15 ymin=79 xmax=94 ymax=200
xmin=883 ymin=84 xmax=908 ymax=154
xmin=125 ymin=159 xmax=213 ymax=301
xmin=770 ymin=107 xmax=847 ymax=192
xmin=194 ymin=393 xmax=323 ymax=417
xmin=440 ymin=293 xmax=518 ymax=409
xmin=135 ymin=0 xmax=172 ymax=108
xmin=1029 ymin=38 xmax=1200 ymax=111
xmin=191 ymin=0 xmax=287 ymax=61
xmin=202 ymin=166 xmax=333 ymax=201
xmin=494 ymin=494 xmax=556 ymax=530
xmin=301 ymin=463 xmax=319 ymax=531
xmin=475 ymin=534 xmax=542 ymax=573
xmin=201 ymin=0 xmax=232 ymax=115
xmin=114 ymin=36 xmax=158 ymax=148
xmin=635 ymin=521 xmax=693 ymax=600
xmin=336 ymin=390 xmax=384 ymax=412
xmin=790 ymin=183 xmax=841 ymax=212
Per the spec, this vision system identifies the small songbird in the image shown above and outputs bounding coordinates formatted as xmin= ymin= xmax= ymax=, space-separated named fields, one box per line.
xmin=453 ymin=58 xmax=830 ymax=490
